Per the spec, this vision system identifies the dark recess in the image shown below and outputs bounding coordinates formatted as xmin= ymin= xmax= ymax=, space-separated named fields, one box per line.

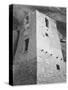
xmin=25 ymin=38 xmax=29 ymax=51
xmin=13 ymin=31 xmax=20 ymax=57
xmin=56 ymin=21 xmax=66 ymax=38
xmin=45 ymin=18 xmax=48 ymax=27
xmin=25 ymin=15 xmax=29 ymax=24
xmin=45 ymin=33 xmax=49 ymax=37
xmin=56 ymin=64 xmax=60 ymax=70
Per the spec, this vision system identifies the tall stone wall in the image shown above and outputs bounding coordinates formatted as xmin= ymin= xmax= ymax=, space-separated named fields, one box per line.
xmin=13 ymin=11 xmax=37 ymax=85
xmin=36 ymin=10 xmax=66 ymax=83
xmin=13 ymin=9 xmax=66 ymax=85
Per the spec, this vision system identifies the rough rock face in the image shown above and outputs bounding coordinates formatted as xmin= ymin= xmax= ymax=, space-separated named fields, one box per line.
xmin=12 ymin=5 xmax=66 ymax=85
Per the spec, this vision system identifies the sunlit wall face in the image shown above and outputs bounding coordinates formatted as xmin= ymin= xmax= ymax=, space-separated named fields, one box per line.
xmin=36 ymin=10 xmax=66 ymax=83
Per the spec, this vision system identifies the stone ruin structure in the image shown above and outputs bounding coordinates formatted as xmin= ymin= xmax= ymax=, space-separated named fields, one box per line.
xmin=13 ymin=10 xmax=66 ymax=85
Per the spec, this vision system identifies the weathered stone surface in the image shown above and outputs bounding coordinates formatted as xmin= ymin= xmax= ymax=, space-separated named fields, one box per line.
xmin=12 ymin=5 xmax=66 ymax=85
xmin=36 ymin=11 xmax=66 ymax=84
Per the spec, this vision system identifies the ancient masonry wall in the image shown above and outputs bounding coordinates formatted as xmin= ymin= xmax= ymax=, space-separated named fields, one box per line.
xmin=13 ymin=11 xmax=37 ymax=85
xmin=13 ymin=10 xmax=66 ymax=85
xmin=36 ymin=10 xmax=66 ymax=83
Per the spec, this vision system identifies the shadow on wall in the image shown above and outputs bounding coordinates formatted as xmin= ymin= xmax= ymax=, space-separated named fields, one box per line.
xmin=13 ymin=30 xmax=20 ymax=56
xmin=13 ymin=16 xmax=22 ymax=57
xmin=56 ymin=21 xmax=66 ymax=38
xmin=56 ymin=21 xmax=66 ymax=62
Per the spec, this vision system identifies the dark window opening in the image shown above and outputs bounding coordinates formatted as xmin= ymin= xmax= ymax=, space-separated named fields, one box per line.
xmin=45 ymin=18 xmax=48 ymax=27
xmin=25 ymin=38 xmax=29 ymax=51
xmin=45 ymin=33 xmax=49 ymax=37
xmin=26 ymin=16 xmax=29 ymax=24
xmin=56 ymin=64 xmax=60 ymax=70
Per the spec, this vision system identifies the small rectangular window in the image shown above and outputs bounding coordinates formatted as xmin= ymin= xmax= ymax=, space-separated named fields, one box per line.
xmin=25 ymin=38 xmax=29 ymax=51
xmin=45 ymin=18 xmax=48 ymax=27
xmin=26 ymin=16 xmax=29 ymax=24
